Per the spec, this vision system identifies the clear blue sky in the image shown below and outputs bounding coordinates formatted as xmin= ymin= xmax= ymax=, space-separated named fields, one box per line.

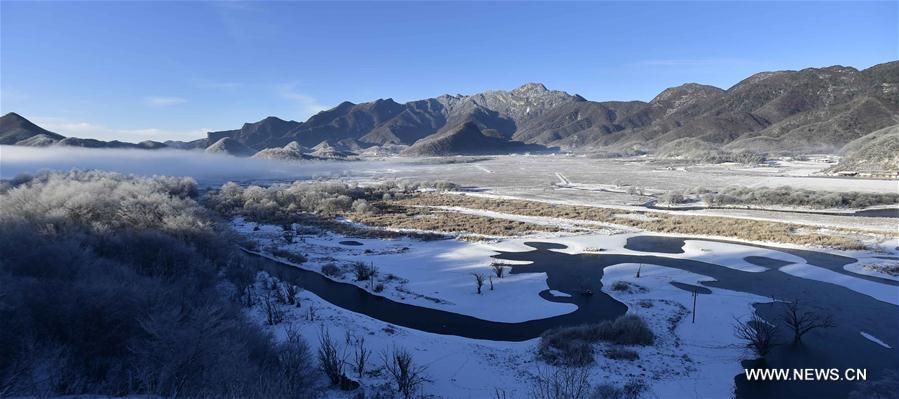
xmin=1 ymin=1 xmax=897 ymax=141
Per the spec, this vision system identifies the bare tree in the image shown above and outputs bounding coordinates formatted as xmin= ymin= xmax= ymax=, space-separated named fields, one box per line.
xmin=528 ymin=366 xmax=591 ymax=399
xmin=352 ymin=335 xmax=371 ymax=379
xmin=317 ymin=328 xmax=345 ymax=385
xmin=285 ymin=284 xmax=300 ymax=306
xmin=242 ymin=285 xmax=255 ymax=307
xmin=264 ymin=290 xmax=285 ymax=325
xmin=272 ymin=283 xmax=287 ymax=304
xmin=782 ymin=299 xmax=835 ymax=343
xmin=278 ymin=325 xmax=314 ymax=395
xmin=733 ymin=314 xmax=778 ymax=357
xmin=382 ymin=346 xmax=428 ymax=399
xmin=472 ymin=272 xmax=486 ymax=294
xmin=491 ymin=262 xmax=506 ymax=278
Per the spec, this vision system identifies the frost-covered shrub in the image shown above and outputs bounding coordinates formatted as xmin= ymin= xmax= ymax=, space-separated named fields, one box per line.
xmin=353 ymin=262 xmax=378 ymax=281
xmin=382 ymin=346 xmax=428 ymax=399
xmin=700 ymin=186 xmax=899 ymax=209
xmin=598 ymin=315 xmax=655 ymax=345
xmin=593 ymin=379 xmax=648 ymax=399
xmin=538 ymin=315 xmax=654 ymax=366
xmin=529 ymin=367 xmax=591 ymax=399
xmin=659 ymin=191 xmax=685 ymax=205
xmin=352 ymin=198 xmax=374 ymax=213
xmin=271 ymin=248 xmax=307 ymax=264
xmin=604 ymin=347 xmax=639 ymax=361
xmin=0 ymin=171 xmax=316 ymax=398
xmin=321 ymin=263 xmax=343 ymax=278
xmin=611 ymin=281 xmax=630 ymax=291
xmin=203 ymin=178 xmax=458 ymax=223
xmin=538 ymin=336 xmax=595 ymax=367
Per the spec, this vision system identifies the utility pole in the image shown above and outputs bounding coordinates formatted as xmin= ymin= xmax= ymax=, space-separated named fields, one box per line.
xmin=691 ymin=289 xmax=698 ymax=323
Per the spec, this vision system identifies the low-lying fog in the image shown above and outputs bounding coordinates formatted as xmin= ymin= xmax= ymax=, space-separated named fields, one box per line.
xmin=0 ymin=146 xmax=405 ymax=186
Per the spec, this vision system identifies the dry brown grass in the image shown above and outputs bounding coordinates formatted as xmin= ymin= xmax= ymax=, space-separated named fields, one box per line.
xmin=381 ymin=194 xmax=869 ymax=250
xmin=348 ymin=204 xmax=561 ymax=237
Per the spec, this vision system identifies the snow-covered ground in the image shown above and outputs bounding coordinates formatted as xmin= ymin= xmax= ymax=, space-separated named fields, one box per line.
xmin=375 ymin=156 xmax=899 ymax=234
xmin=236 ymin=215 xmax=899 ymax=398
xmin=842 ymin=258 xmax=899 ymax=282
xmin=247 ymin=259 xmax=768 ymax=399
xmin=602 ymin=263 xmax=768 ymax=399
xmin=234 ymin=217 xmax=576 ymax=322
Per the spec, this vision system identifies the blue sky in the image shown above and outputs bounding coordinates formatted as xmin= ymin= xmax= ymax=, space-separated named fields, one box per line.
xmin=1 ymin=1 xmax=897 ymax=142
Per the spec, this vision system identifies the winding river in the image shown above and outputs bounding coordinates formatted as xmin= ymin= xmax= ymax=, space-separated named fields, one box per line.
xmin=248 ymin=235 xmax=899 ymax=399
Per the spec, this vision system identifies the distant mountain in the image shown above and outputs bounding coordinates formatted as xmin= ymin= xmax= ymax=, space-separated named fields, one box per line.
xmin=828 ymin=124 xmax=899 ymax=175
xmin=252 ymin=141 xmax=319 ymax=161
xmin=309 ymin=141 xmax=357 ymax=159
xmin=55 ymin=137 xmax=168 ymax=149
xmin=402 ymin=122 xmax=548 ymax=156
xmin=207 ymin=116 xmax=303 ymax=150
xmin=606 ymin=63 xmax=899 ymax=153
xmin=0 ymin=112 xmax=64 ymax=145
xmin=4 ymin=60 xmax=898 ymax=158
xmin=0 ymin=113 xmax=170 ymax=150
xmin=164 ymin=138 xmax=207 ymax=150
xmin=205 ymin=137 xmax=256 ymax=157
xmin=195 ymin=61 xmax=898 ymax=157
xmin=13 ymin=134 xmax=59 ymax=147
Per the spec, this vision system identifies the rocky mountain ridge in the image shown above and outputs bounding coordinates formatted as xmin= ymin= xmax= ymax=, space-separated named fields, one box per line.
xmin=3 ymin=60 xmax=897 ymax=158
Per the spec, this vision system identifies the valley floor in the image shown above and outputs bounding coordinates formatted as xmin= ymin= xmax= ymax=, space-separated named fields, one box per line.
xmin=371 ymin=155 xmax=899 ymax=234
xmin=235 ymin=207 xmax=899 ymax=398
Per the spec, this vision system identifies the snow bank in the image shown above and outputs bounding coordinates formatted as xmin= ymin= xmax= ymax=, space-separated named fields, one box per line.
xmin=779 ymin=263 xmax=899 ymax=306
xmin=602 ymin=263 xmax=769 ymax=399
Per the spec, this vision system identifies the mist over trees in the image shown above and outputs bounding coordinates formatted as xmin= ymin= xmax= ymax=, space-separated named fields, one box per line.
xmin=0 ymin=171 xmax=317 ymax=397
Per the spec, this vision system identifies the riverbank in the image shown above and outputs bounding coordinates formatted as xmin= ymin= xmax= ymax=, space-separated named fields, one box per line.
xmin=237 ymin=216 xmax=898 ymax=398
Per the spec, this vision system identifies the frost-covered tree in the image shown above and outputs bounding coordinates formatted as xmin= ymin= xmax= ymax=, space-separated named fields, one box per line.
xmin=0 ymin=171 xmax=317 ymax=397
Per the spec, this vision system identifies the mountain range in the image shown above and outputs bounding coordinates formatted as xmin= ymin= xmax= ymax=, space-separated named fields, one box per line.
xmin=0 ymin=112 xmax=168 ymax=150
xmin=2 ymin=60 xmax=898 ymax=160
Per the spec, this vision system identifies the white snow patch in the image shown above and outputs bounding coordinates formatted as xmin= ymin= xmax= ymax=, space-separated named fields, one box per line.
xmin=843 ymin=259 xmax=899 ymax=282
xmin=236 ymin=221 xmax=897 ymax=399
xmin=602 ymin=263 xmax=770 ymax=399
xmin=234 ymin=217 xmax=576 ymax=323
xmin=614 ymin=213 xmax=657 ymax=222
xmin=860 ymin=331 xmax=893 ymax=349
xmin=473 ymin=164 xmax=494 ymax=173
xmin=681 ymin=240 xmax=802 ymax=273
xmin=778 ymin=263 xmax=899 ymax=306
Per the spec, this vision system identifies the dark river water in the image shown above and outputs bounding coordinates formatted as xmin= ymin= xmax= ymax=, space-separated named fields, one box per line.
xmin=249 ymin=235 xmax=899 ymax=399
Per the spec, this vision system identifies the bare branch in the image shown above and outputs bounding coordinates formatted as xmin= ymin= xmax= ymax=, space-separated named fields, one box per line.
xmin=471 ymin=272 xmax=486 ymax=294
xmin=782 ymin=299 xmax=836 ymax=343
xmin=733 ymin=314 xmax=778 ymax=357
